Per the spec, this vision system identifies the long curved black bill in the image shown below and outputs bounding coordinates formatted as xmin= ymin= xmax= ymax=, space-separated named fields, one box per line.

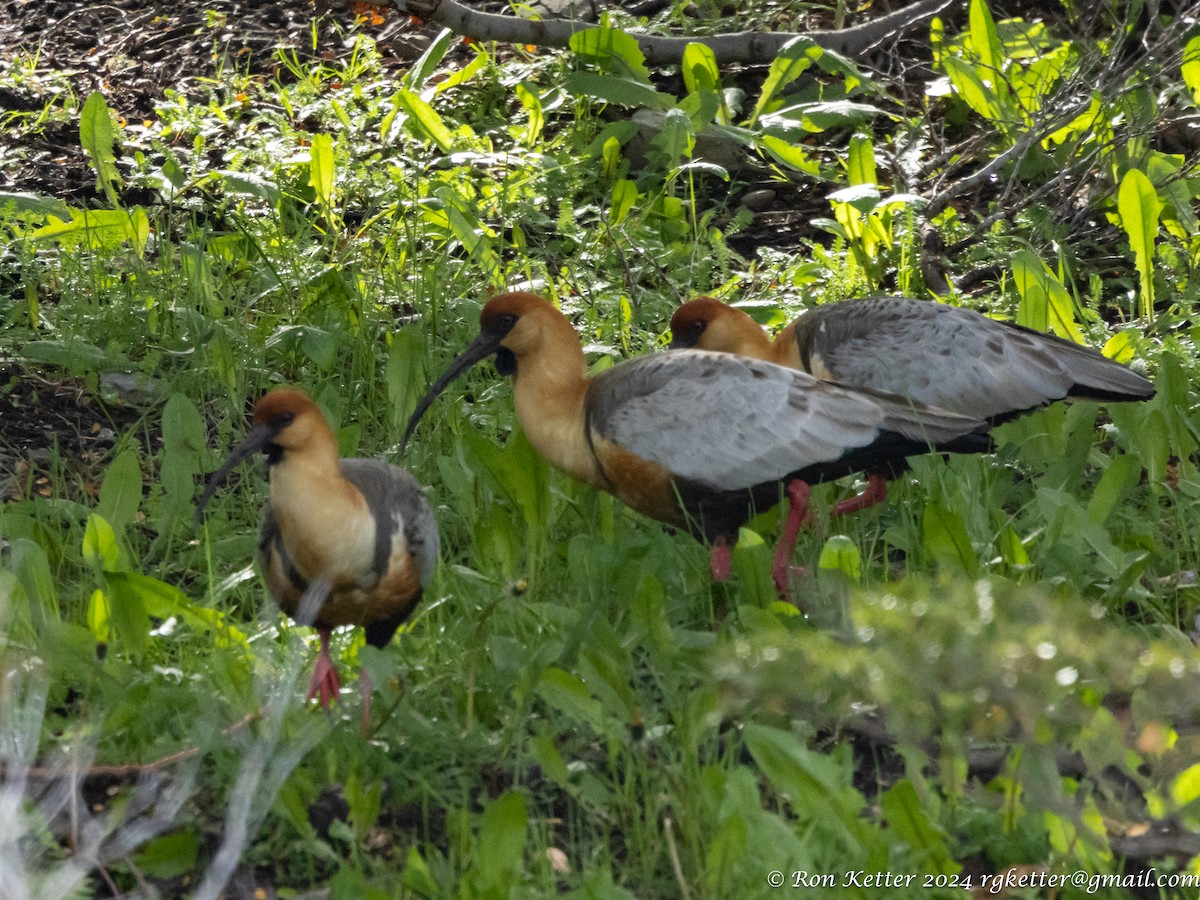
xmin=194 ymin=422 xmax=282 ymax=523
xmin=400 ymin=329 xmax=506 ymax=455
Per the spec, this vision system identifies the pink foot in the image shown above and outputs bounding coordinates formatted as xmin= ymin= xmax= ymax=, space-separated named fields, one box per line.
xmin=306 ymin=631 xmax=341 ymax=710
xmin=710 ymin=537 xmax=732 ymax=582
xmin=772 ymin=480 xmax=812 ymax=599
xmin=831 ymin=474 xmax=888 ymax=518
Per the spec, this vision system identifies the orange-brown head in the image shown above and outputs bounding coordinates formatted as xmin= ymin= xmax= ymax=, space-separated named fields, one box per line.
xmin=251 ymin=389 xmax=329 ymax=452
xmin=196 ymin=389 xmax=336 ymax=520
xmin=668 ymin=298 xmax=775 ymax=361
xmin=402 ymin=292 xmax=584 ymax=452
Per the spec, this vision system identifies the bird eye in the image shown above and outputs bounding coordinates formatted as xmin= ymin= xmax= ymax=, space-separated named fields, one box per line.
xmin=273 ymin=411 xmax=295 ymax=428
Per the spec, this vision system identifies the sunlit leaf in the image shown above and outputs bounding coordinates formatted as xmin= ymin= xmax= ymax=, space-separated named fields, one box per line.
xmin=817 ymin=535 xmax=861 ymax=582
xmin=562 ymin=72 xmax=674 ymax=111
xmin=748 ymin=37 xmax=821 ymax=126
xmin=80 ymin=91 xmax=121 ymax=205
xmin=83 ymin=513 xmax=124 ymax=573
xmin=757 ymin=134 xmax=820 ymax=175
xmin=1183 ymin=36 xmax=1200 ymax=105
xmin=309 ymin=132 xmax=335 ymax=210
xmin=609 ymin=178 xmax=638 ymax=225
xmin=1011 ymin=249 xmax=1084 ymax=342
xmin=515 ymin=81 xmax=544 ymax=146
xmin=1117 ymin=168 xmax=1160 ymax=322
xmin=847 ymin=134 xmax=875 ymax=186
xmin=569 ymin=27 xmax=650 ymax=82
xmin=941 ymin=56 xmax=1002 ymax=121
xmin=391 ymin=90 xmax=455 ymax=151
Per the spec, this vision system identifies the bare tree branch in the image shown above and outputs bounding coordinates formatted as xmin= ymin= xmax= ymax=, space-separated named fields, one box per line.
xmin=392 ymin=0 xmax=958 ymax=66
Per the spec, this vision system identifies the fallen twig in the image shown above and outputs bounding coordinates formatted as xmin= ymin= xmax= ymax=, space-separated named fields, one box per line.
xmin=391 ymin=0 xmax=958 ymax=66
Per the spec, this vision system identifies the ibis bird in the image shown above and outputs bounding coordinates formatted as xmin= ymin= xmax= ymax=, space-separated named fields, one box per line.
xmin=197 ymin=389 xmax=439 ymax=725
xmin=670 ymin=295 xmax=1155 ymax=515
xmin=402 ymin=292 xmax=989 ymax=595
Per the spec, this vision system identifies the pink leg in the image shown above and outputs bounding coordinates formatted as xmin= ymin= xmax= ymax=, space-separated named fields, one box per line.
xmin=831 ymin=474 xmax=889 ymax=518
xmin=306 ymin=630 xmax=342 ymax=710
xmin=772 ymin=480 xmax=811 ymax=597
xmin=710 ymin=536 xmax=732 ymax=582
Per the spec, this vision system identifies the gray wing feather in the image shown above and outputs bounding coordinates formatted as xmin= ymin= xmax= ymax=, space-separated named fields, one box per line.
xmin=590 ymin=350 xmax=983 ymax=492
xmin=807 ymin=297 xmax=1152 ymax=419
xmin=341 ymin=459 xmax=439 ymax=588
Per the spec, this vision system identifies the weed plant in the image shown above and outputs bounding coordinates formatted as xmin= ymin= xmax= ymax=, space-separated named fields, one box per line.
xmin=2 ymin=1 xmax=1200 ymax=896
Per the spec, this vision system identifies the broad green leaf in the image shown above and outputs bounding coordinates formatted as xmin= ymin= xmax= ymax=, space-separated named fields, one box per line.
xmin=80 ymin=91 xmax=121 ymax=205
xmin=1101 ymin=331 xmax=1135 ymax=364
xmin=757 ymin=135 xmax=819 ymax=176
xmin=0 ymin=190 xmax=72 ymax=219
xmin=743 ymin=724 xmax=874 ymax=849
xmin=1013 ymin=42 xmax=1070 ymax=114
xmin=922 ymin=503 xmax=978 ymax=577
xmin=391 ymin=90 xmax=455 ymax=152
xmin=941 ymin=56 xmax=1002 ymax=121
xmin=1172 ymin=763 xmax=1200 ymax=807
xmin=474 ymin=792 xmax=528 ymax=892
xmin=83 ymin=513 xmax=124 ymax=573
xmin=98 ymin=448 xmax=143 ymax=532
xmin=968 ymin=0 xmax=1007 ymax=105
xmin=1116 ymin=168 xmax=1160 ymax=322
xmin=1147 ymin=151 xmax=1200 ymax=236
xmin=8 ymin=539 xmax=59 ymax=633
xmin=386 ymin=327 xmax=428 ymax=432
xmin=215 ymin=170 xmax=283 ymax=204
xmin=159 ymin=394 xmax=209 ymax=529
xmin=562 ymin=72 xmax=674 ymax=111
xmin=609 ymin=178 xmax=638 ymax=225
xmin=132 ymin=831 xmax=198 ymax=880
xmin=649 ymin=108 xmax=695 ymax=166
xmin=31 ymin=207 xmax=149 ymax=254
xmin=529 ymin=734 xmax=571 ymax=785
xmin=1045 ymin=92 xmax=1101 ymax=146
xmin=1011 ymin=249 xmax=1084 ymax=342
xmin=431 ymin=47 xmax=487 ymax=97
xmin=569 ymin=27 xmax=650 ymax=82
xmin=515 ymin=81 xmax=544 ymax=146
xmin=600 ymin=135 xmax=623 ymax=179
xmin=87 ymin=589 xmax=110 ymax=643
xmin=880 ymin=780 xmax=960 ymax=874
xmin=110 ymin=570 xmax=249 ymax=648
xmin=847 ymin=134 xmax=875 ymax=186
xmin=536 ymin=666 xmax=606 ymax=732
xmin=402 ymin=847 xmax=441 ymax=897
xmin=309 ymin=133 xmax=335 ymax=210
xmin=1183 ymin=36 xmax=1200 ymax=105
xmin=827 ymin=183 xmax=881 ymax=211
xmin=103 ymin=563 xmax=150 ymax=654
xmin=748 ymin=37 xmax=820 ymax=125
xmin=403 ymin=27 xmax=455 ymax=92
xmin=1086 ymin=454 xmax=1143 ymax=525
xmin=19 ymin=339 xmax=115 ymax=373
xmin=761 ymin=100 xmax=885 ymax=134
xmin=998 ymin=524 xmax=1030 ymax=568
xmin=682 ymin=42 xmax=725 ymax=123
xmin=817 ymin=535 xmax=861 ymax=582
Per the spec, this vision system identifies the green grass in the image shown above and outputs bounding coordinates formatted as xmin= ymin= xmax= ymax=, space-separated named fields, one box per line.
xmin=3 ymin=2 xmax=1200 ymax=896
